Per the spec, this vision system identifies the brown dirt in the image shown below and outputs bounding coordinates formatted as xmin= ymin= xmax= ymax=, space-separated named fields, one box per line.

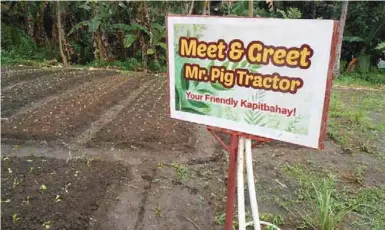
xmin=1 ymin=69 xmax=117 ymax=117
xmin=1 ymin=67 xmax=52 ymax=87
xmin=2 ymin=73 xmax=151 ymax=141
xmin=89 ymin=77 xmax=196 ymax=151
xmin=1 ymin=156 xmax=131 ymax=230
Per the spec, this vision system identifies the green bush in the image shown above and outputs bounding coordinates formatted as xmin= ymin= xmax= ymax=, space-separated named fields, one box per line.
xmin=1 ymin=23 xmax=36 ymax=54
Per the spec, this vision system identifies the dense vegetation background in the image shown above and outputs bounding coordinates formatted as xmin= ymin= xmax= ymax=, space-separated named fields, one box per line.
xmin=1 ymin=1 xmax=384 ymax=82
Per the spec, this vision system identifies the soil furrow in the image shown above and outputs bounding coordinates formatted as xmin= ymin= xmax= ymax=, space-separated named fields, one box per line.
xmin=1 ymin=69 xmax=117 ymax=117
xmin=0 ymin=66 xmax=40 ymax=75
xmin=1 ymin=73 xmax=150 ymax=141
xmin=90 ymin=77 xmax=196 ymax=151
xmin=74 ymin=77 xmax=159 ymax=145
xmin=1 ymin=68 xmax=63 ymax=87
xmin=7 ymin=81 xmax=96 ymax=121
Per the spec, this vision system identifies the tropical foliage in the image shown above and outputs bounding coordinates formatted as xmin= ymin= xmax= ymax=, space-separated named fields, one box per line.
xmin=1 ymin=1 xmax=384 ymax=76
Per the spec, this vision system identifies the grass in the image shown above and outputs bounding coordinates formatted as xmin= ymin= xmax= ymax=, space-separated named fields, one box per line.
xmin=335 ymin=71 xmax=385 ymax=88
xmin=281 ymin=163 xmax=385 ymax=230
xmin=214 ymin=211 xmax=284 ymax=230
xmin=327 ymin=89 xmax=385 ymax=159
xmin=170 ymin=162 xmax=189 ymax=181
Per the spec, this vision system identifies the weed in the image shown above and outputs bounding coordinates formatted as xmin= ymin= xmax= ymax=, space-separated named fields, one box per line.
xmin=214 ymin=211 xmax=282 ymax=229
xmin=354 ymin=165 xmax=367 ymax=184
xmin=310 ymin=176 xmax=349 ymax=230
xmin=214 ymin=212 xmax=226 ymax=225
xmin=260 ymin=213 xmax=285 ymax=227
xmin=151 ymin=178 xmax=162 ymax=183
xmin=328 ymin=90 xmax=385 ymax=159
xmin=171 ymin=162 xmax=188 ymax=180
xmin=153 ymin=203 xmax=161 ymax=217
xmin=281 ymin=163 xmax=385 ymax=229
xmin=156 ymin=162 xmax=164 ymax=168
xmin=347 ymin=187 xmax=385 ymax=229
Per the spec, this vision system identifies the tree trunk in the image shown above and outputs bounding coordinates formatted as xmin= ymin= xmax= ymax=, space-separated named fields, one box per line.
xmin=189 ymin=0 xmax=195 ymax=15
xmin=26 ymin=2 xmax=34 ymax=37
xmin=57 ymin=1 xmax=68 ymax=67
xmin=202 ymin=0 xmax=208 ymax=15
xmin=96 ymin=28 xmax=106 ymax=61
xmin=137 ymin=1 xmax=150 ymax=70
xmin=248 ymin=0 xmax=253 ymax=17
xmin=333 ymin=0 xmax=349 ymax=79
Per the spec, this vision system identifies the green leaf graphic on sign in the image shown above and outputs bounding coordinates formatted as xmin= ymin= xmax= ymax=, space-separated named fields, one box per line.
xmin=241 ymin=60 xmax=248 ymax=68
xmin=245 ymin=111 xmax=265 ymax=125
xmin=211 ymin=82 xmax=228 ymax=91
xmin=231 ymin=61 xmax=240 ymax=70
xmin=181 ymin=107 xmax=205 ymax=115
xmin=223 ymin=60 xmax=230 ymax=69
xmin=181 ymin=70 xmax=189 ymax=91
xmin=251 ymin=64 xmax=261 ymax=70
xmin=193 ymin=80 xmax=200 ymax=88
xmin=188 ymin=100 xmax=210 ymax=109
xmin=175 ymin=87 xmax=180 ymax=110
xmin=196 ymin=89 xmax=214 ymax=94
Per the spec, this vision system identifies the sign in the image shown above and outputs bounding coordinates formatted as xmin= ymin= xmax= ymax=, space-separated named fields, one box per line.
xmin=166 ymin=15 xmax=338 ymax=149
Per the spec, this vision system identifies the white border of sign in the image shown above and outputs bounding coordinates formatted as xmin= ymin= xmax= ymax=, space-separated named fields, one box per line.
xmin=166 ymin=15 xmax=339 ymax=150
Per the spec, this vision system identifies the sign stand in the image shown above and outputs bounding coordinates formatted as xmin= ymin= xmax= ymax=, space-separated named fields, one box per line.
xmin=207 ymin=126 xmax=281 ymax=230
xmin=167 ymin=14 xmax=339 ymax=230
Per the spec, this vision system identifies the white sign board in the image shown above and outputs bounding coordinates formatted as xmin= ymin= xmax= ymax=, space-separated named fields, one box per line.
xmin=166 ymin=15 xmax=338 ymax=149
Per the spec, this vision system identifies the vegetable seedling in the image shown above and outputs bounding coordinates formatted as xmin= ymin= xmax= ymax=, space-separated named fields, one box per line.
xmin=12 ymin=214 xmax=21 ymax=224
xmin=40 ymin=184 xmax=47 ymax=191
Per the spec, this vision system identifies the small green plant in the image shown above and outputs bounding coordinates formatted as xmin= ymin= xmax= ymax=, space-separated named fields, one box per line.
xmin=171 ymin=162 xmax=188 ymax=181
xmin=354 ymin=165 xmax=367 ymax=184
xmin=40 ymin=184 xmax=47 ymax=191
xmin=13 ymin=176 xmax=20 ymax=189
xmin=12 ymin=213 xmax=21 ymax=224
xmin=55 ymin=194 xmax=62 ymax=202
xmin=214 ymin=212 xmax=226 ymax=225
xmin=304 ymin=175 xmax=349 ymax=230
xmin=42 ymin=220 xmax=51 ymax=229
xmin=22 ymin=196 xmax=30 ymax=205
xmin=153 ymin=203 xmax=161 ymax=217
xmin=260 ymin=213 xmax=285 ymax=228
xmin=1 ymin=198 xmax=11 ymax=203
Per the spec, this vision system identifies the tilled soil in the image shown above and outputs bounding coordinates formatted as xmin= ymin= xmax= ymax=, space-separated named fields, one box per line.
xmin=1 ymin=67 xmax=46 ymax=86
xmin=1 ymin=69 xmax=118 ymax=117
xmin=90 ymin=77 xmax=196 ymax=151
xmin=2 ymin=73 xmax=152 ymax=141
xmin=1 ymin=156 xmax=132 ymax=230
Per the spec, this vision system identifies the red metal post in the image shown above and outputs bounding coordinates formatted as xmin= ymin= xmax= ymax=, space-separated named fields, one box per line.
xmin=224 ymin=134 xmax=239 ymax=230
